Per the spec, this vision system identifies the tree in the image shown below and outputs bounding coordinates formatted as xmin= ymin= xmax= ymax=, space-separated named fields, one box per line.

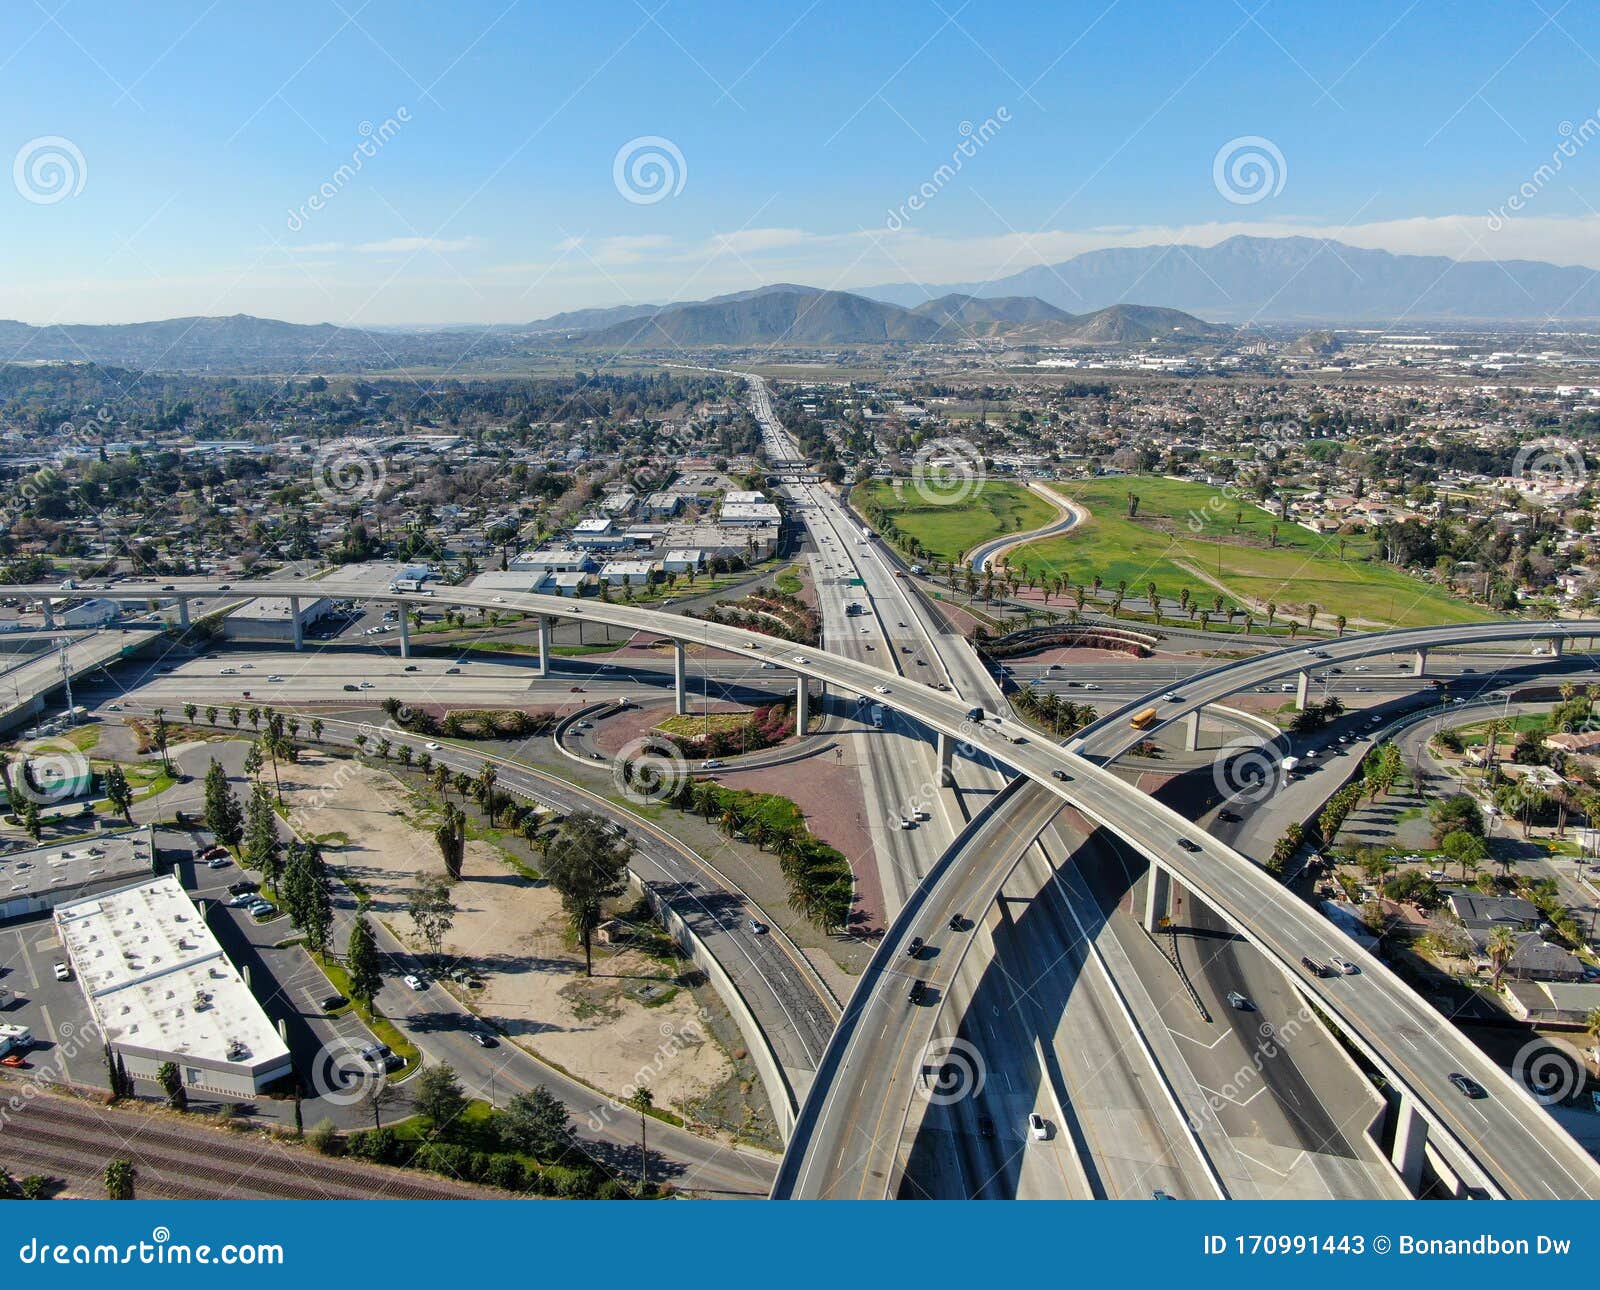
xmin=1430 ymin=792 xmax=1485 ymax=844
xmin=435 ymin=805 xmax=466 ymax=881
xmin=629 ymin=1087 xmax=653 ymax=1191
xmin=346 ymin=916 xmax=382 ymax=1011
xmin=542 ymin=812 xmax=632 ymax=977
xmin=103 ymin=1158 xmax=136 ymax=1200
xmin=202 ymin=759 xmax=243 ymax=848
xmin=156 ymin=1060 xmax=187 ymax=1111
xmin=21 ymin=799 xmax=40 ymax=843
xmin=102 ymin=765 xmax=133 ymax=825
xmin=500 ymin=1086 xmax=571 ymax=1160
xmin=1487 ymin=925 xmax=1519 ymax=990
xmin=405 ymin=872 xmax=457 ymax=964
xmin=413 ymin=1063 xmax=467 ymax=1136
xmin=242 ymin=782 xmax=281 ymax=888
xmin=282 ymin=840 xmax=333 ymax=952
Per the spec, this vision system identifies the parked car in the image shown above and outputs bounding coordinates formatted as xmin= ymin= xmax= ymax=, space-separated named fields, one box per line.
xmin=52 ymin=963 xmax=70 ymax=982
xmin=227 ymin=880 xmax=258 ymax=895
xmin=1028 ymin=1113 xmax=1048 ymax=1140
xmin=206 ymin=854 xmax=231 ymax=869
xmin=320 ymin=994 xmax=348 ymax=1012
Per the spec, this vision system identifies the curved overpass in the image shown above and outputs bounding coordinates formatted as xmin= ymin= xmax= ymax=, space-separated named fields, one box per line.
xmin=15 ymin=578 xmax=1599 ymax=1200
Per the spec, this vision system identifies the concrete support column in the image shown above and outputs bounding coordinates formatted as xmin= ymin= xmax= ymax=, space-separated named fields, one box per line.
xmin=1143 ymin=862 xmax=1172 ymax=932
xmin=41 ymin=600 xmax=54 ymax=630
xmin=1389 ymin=1093 xmax=1427 ymax=1193
xmin=535 ymin=616 xmax=551 ymax=678
xmin=288 ymin=597 xmax=303 ymax=651
xmin=936 ymin=731 xmax=955 ymax=787
xmin=177 ymin=597 xmax=190 ymax=629
xmin=1413 ymin=647 xmax=1428 ymax=678
xmin=1549 ymin=636 xmax=1565 ymax=659
xmin=1295 ymin=669 xmax=1310 ymax=710
xmin=397 ymin=605 xmax=411 ymax=659
xmin=796 ymin=674 xmax=809 ymax=732
xmin=674 ymin=642 xmax=687 ymax=716
xmin=1185 ymin=706 xmax=1202 ymax=752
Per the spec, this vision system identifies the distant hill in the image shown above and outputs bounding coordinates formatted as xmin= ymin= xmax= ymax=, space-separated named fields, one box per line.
xmin=566 ymin=286 xmax=1225 ymax=349
xmin=859 ymin=234 xmax=1600 ymax=322
xmin=0 ymin=288 xmax=1226 ymax=373
xmin=1288 ymin=328 xmax=1343 ymax=356
xmin=0 ymin=314 xmax=520 ymax=373
xmin=571 ymin=287 xmax=945 ymax=348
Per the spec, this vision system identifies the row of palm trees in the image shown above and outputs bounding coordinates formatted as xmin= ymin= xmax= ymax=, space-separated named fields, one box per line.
xmin=661 ymin=776 xmax=854 ymax=933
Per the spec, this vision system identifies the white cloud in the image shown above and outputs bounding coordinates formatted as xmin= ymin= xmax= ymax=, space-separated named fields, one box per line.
xmin=353 ymin=236 xmax=478 ymax=255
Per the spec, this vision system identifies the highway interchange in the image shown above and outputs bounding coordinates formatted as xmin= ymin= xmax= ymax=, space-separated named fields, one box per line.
xmin=6 ymin=386 xmax=1600 ymax=1200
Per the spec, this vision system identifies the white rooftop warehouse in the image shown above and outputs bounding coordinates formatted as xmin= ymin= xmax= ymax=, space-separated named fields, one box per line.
xmin=54 ymin=876 xmax=292 ymax=1098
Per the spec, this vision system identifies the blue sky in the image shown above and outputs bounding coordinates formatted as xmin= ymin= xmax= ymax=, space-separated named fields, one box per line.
xmin=5 ymin=0 xmax=1600 ymax=324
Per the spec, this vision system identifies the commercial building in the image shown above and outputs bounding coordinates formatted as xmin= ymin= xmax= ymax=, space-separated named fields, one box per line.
xmin=0 ymin=827 xmax=154 ymax=922
xmin=54 ymin=875 xmax=292 ymax=1098
xmin=223 ymin=595 xmax=336 ymax=643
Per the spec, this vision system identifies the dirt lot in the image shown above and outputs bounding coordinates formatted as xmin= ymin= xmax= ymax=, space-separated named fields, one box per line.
xmin=277 ymin=752 xmax=740 ymax=1121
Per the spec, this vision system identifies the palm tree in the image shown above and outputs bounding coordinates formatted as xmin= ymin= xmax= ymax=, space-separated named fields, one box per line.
xmin=1334 ymin=614 xmax=1347 ymax=637
xmin=1487 ymin=925 xmax=1519 ymax=991
xmin=1305 ymin=603 xmax=1319 ymax=632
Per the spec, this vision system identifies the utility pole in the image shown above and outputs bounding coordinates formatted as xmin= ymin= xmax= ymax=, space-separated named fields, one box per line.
xmin=56 ymin=638 xmax=74 ymax=726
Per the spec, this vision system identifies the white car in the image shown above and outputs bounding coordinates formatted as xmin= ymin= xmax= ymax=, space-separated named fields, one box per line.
xmin=874 ymin=684 xmax=890 ymax=694
xmin=792 ymin=655 xmax=809 ymax=665
xmin=52 ymin=962 xmax=70 ymax=982
xmin=403 ymin=974 xmax=425 ymax=991
xmin=1028 ymin=1113 xmax=1048 ymax=1140
xmin=1329 ymin=955 xmax=1359 ymax=975
xmin=425 ymin=741 xmax=441 ymax=751
xmin=267 ymin=675 xmax=286 ymax=683
xmin=359 ymin=681 xmax=375 ymax=690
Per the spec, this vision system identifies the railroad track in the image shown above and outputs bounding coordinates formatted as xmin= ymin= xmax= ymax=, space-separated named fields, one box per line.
xmin=0 ymin=1085 xmax=498 ymax=1200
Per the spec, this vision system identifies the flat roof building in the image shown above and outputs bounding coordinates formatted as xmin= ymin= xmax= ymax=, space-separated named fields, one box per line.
xmin=54 ymin=875 xmax=292 ymax=1098
xmin=223 ymin=595 xmax=336 ymax=643
xmin=0 ymin=827 xmax=154 ymax=922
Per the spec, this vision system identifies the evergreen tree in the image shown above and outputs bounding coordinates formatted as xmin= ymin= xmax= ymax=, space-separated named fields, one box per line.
xmin=242 ymin=783 xmax=281 ymax=888
xmin=202 ymin=759 xmax=243 ymax=848
xmin=346 ymin=916 xmax=382 ymax=1010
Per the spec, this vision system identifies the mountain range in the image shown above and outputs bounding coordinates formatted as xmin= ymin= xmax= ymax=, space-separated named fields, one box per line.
xmin=859 ymin=235 xmax=1600 ymax=322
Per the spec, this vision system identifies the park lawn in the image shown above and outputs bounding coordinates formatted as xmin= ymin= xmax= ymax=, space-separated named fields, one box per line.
xmin=1011 ymin=478 xmax=1494 ymax=629
xmin=858 ymin=479 xmax=1057 ymax=562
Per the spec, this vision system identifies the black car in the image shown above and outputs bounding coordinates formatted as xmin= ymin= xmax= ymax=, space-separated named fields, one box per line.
xmin=227 ymin=880 xmax=259 ymax=895
xmin=1177 ymin=837 xmax=1202 ymax=853
xmin=1449 ymin=1072 xmax=1487 ymax=1099
xmin=977 ymin=1115 xmax=995 ymax=1139
xmin=472 ymin=1032 xmax=498 ymax=1049
xmin=320 ymin=994 xmax=348 ymax=1012
xmin=1300 ymin=955 xmax=1331 ymax=978
xmin=1217 ymin=809 xmax=1241 ymax=823
xmin=1051 ymin=769 xmax=1072 ymax=781
xmin=906 ymin=936 xmax=925 ymax=958
xmin=908 ymin=979 xmax=927 ymax=1004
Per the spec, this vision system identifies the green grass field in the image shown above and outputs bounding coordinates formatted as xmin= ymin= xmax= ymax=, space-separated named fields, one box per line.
xmin=857 ymin=479 xmax=1058 ymax=562
xmin=1008 ymin=478 xmax=1492 ymax=630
